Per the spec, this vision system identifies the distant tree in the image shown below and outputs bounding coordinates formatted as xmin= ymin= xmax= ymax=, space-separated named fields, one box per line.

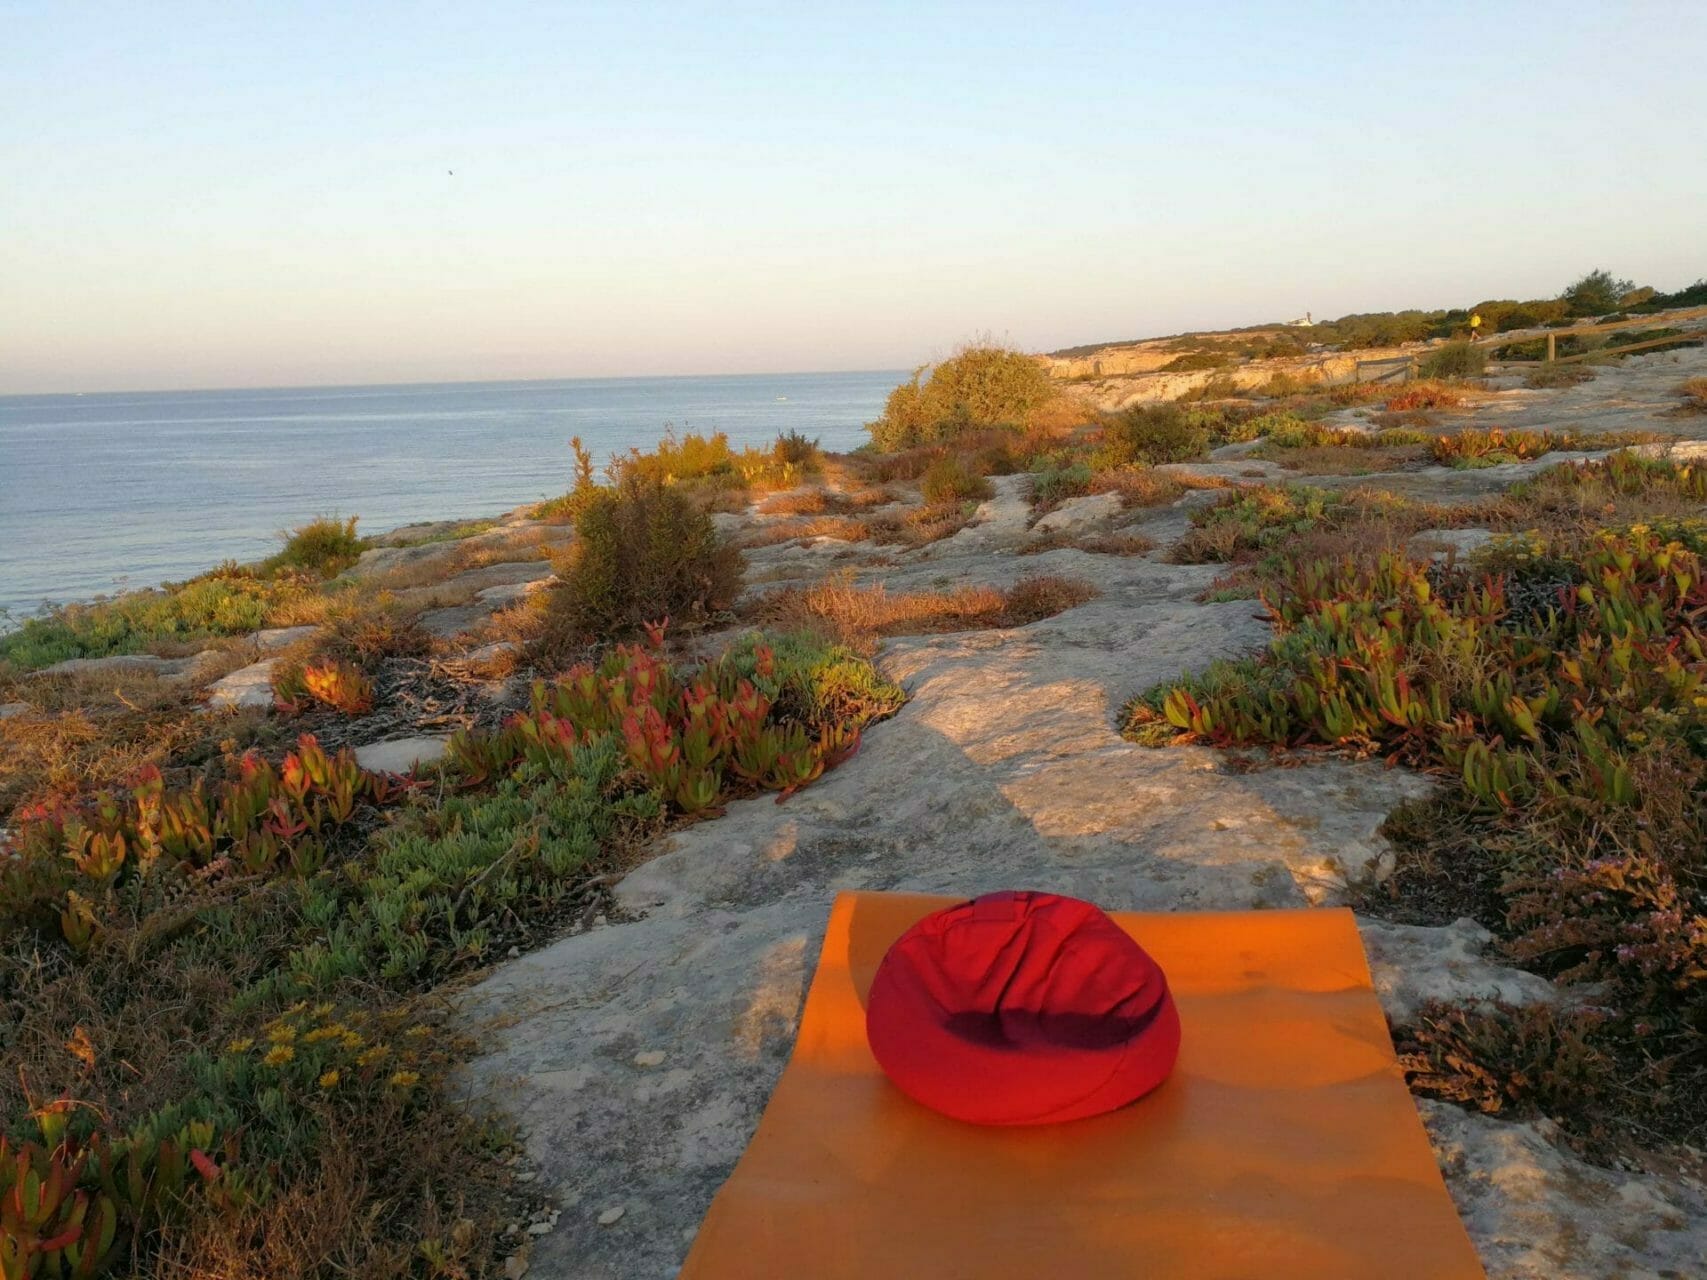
xmin=1562 ymin=269 xmax=1635 ymax=317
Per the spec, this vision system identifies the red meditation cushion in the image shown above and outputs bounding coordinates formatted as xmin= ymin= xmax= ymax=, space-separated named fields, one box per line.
xmin=865 ymin=890 xmax=1181 ymax=1126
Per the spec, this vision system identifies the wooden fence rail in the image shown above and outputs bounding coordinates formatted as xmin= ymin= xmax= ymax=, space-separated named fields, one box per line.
xmin=1478 ymin=306 xmax=1707 ymax=364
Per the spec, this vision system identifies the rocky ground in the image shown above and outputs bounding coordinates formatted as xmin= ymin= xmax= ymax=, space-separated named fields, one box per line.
xmin=453 ymin=349 xmax=1707 ymax=1278
xmin=26 ymin=348 xmax=1706 ymax=1277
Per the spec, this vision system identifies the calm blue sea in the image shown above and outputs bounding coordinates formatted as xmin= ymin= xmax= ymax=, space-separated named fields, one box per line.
xmin=0 ymin=371 xmax=900 ymax=622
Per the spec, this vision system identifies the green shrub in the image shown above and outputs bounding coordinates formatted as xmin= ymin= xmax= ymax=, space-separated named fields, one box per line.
xmin=919 ymin=456 xmax=993 ymax=505
xmin=772 ymin=430 xmax=822 ymax=470
xmin=1160 ymin=351 xmax=1232 ymax=372
xmin=545 ymin=475 xmax=743 ymax=642
xmin=1419 ymin=341 xmax=1487 ymax=380
xmin=1030 ymin=461 xmax=1095 ymax=507
xmin=868 ymin=345 xmax=1058 ymax=450
xmin=1562 ymin=268 xmax=1635 ymax=317
xmin=1098 ymin=404 xmax=1210 ymax=466
xmin=262 ymin=515 xmax=364 ymax=578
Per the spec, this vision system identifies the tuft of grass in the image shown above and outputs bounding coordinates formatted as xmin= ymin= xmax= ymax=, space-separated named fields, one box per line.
xmin=262 ymin=516 xmax=366 ymax=579
xmin=1523 ymin=364 xmax=1595 ymax=390
xmin=1385 ymin=382 xmax=1463 ymax=412
xmin=757 ymin=572 xmax=1096 ymax=650
xmin=1417 ymin=341 xmax=1487 ymax=380
xmin=1167 ymin=484 xmax=1447 ymax=565
xmin=1677 ymin=377 xmax=1707 ymax=414
xmin=919 ymin=456 xmax=994 ymax=506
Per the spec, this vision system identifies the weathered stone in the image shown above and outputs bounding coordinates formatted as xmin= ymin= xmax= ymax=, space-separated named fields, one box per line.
xmin=1406 ymin=528 xmax=1497 ymax=560
xmin=348 ymin=541 xmax=460 ymax=580
xmin=1031 ymin=492 xmax=1123 ymax=535
xmin=203 ymin=659 xmax=278 ymax=711
xmin=250 ymin=625 xmax=319 ymax=652
xmin=1422 ymin=1100 xmax=1707 ymax=1279
xmin=32 ymin=652 xmax=205 ymax=680
xmin=478 ymin=578 xmax=553 ymax=607
xmin=457 ymin=559 xmax=1436 ymax=1278
xmin=1359 ymin=917 xmax=1556 ymax=1025
xmin=0 ymin=701 xmax=31 ymax=720
xmin=353 ymin=736 xmax=450 ymax=774
xmin=463 ymin=641 xmax=522 ymax=665
xmin=916 ymin=474 xmax=1033 ymax=559
xmin=419 ymin=603 xmax=497 ymax=639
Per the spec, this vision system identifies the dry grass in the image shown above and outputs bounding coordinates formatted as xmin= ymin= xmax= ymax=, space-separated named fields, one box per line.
xmin=737 ymin=515 xmax=878 ymax=549
xmin=756 ymin=572 xmax=1097 ymax=650
xmin=0 ymin=659 xmax=274 ymax=816
xmin=1270 ymin=444 xmax=1429 ymax=476
xmin=757 ymin=486 xmax=895 ymax=517
xmin=1089 ymin=467 xmax=1229 ymax=508
xmin=1678 ymin=377 xmax=1707 ymax=413
xmin=1385 ymin=381 xmax=1464 ymax=412
xmin=861 ymin=504 xmax=978 ymax=548
xmin=1524 ymin=365 xmax=1596 ymax=390
xmin=1368 ymin=409 xmax=1438 ymax=431
xmin=354 ymin=529 xmax=560 ymax=596
xmin=1020 ymin=531 xmax=1156 ymax=557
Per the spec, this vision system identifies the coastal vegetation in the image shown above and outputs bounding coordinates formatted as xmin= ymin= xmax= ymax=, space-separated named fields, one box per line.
xmin=0 ymin=624 xmax=900 ymax=1275
xmin=866 ymin=343 xmax=1066 ymax=451
xmin=1125 ymin=451 xmax=1707 ymax=1150
xmin=539 ymin=474 xmax=743 ymax=651
xmin=0 ymin=517 xmax=368 ymax=673
xmin=1047 ymin=268 xmax=1707 ymax=363
xmin=5 ymin=304 xmax=1707 ymax=1273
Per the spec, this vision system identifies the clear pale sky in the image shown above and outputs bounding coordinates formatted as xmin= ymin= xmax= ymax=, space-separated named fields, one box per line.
xmin=3 ymin=1 xmax=1703 ymax=394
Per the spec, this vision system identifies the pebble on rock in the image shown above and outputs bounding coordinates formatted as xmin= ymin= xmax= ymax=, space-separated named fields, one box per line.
xmin=632 ymin=1050 xmax=666 ymax=1068
xmin=597 ymin=1206 xmax=626 ymax=1226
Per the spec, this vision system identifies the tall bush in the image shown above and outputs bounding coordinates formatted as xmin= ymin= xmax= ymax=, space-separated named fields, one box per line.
xmin=868 ymin=345 xmax=1058 ymax=451
xmin=544 ymin=475 xmax=743 ymax=644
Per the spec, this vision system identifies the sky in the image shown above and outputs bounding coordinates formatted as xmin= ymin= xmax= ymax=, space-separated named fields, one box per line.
xmin=2 ymin=1 xmax=1704 ymax=394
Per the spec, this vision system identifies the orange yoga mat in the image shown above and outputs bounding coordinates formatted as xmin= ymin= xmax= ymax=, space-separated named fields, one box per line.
xmin=680 ymin=892 xmax=1485 ymax=1280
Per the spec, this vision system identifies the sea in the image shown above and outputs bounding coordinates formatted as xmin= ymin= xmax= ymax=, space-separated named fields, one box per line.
xmin=0 ymin=370 xmax=901 ymax=624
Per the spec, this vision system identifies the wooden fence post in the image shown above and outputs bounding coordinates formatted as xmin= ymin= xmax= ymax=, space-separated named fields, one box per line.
xmin=1546 ymin=333 xmax=1556 ymax=363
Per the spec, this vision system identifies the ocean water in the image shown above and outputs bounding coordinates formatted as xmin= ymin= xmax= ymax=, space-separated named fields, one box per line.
xmin=0 ymin=371 xmax=901 ymax=622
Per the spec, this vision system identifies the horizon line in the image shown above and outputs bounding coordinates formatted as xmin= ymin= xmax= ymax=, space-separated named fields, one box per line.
xmin=0 ymin=364 xmax=914 ymax=402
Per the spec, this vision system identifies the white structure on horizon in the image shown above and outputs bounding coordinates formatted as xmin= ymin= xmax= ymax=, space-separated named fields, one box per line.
xmin=1284 ymin=312 xmax=1315 ymax=327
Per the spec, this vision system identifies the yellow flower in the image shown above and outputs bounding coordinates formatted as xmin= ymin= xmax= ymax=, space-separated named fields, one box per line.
xmin=356 ymin=1046 xmax=389 ymax=1067
xmin=404 ymin=1024 xmax=432 ymax=1040
xmin=225 ymin=1037 xmax=254 ymax=1054
xmin=265 ymin=1023 xmax=297 ymax=1044
xmin=311 ymin=1002 xmax=335 ymax=1019
xmin=318 ymin=1070 xmax=341 ymax=1089
xmin=263 ymin=1044 xmax=296 ymax=1067
xmin=388 ymin=1070 xmax=420 ymax=1089
xmin=303 ymin=1024 xmax=346 ymax=1044
xmin=286 ymin=1000 xmax=309 ymax=1016
xmin=341 ymin=1031 xmax=364 ymax=1050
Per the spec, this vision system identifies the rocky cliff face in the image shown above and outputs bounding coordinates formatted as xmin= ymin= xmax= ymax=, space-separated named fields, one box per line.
xmin=1042 ymin=342 xmax=1422 ymax=412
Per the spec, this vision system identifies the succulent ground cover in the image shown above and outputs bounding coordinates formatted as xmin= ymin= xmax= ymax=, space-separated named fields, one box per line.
xmin=1127 ymin=452 xmax=1707 ymax=1152
xmin=0 ymin=627 xmax=900 ymax=1277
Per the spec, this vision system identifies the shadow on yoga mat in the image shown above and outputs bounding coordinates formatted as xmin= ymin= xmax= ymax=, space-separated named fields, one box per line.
xmin=680 ymin=891 xmax=1485 ymax=1280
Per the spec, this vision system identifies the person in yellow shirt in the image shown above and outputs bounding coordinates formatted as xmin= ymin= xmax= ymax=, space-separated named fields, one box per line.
xmin=1468 ymin=312 xmax=1483 ymax=341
